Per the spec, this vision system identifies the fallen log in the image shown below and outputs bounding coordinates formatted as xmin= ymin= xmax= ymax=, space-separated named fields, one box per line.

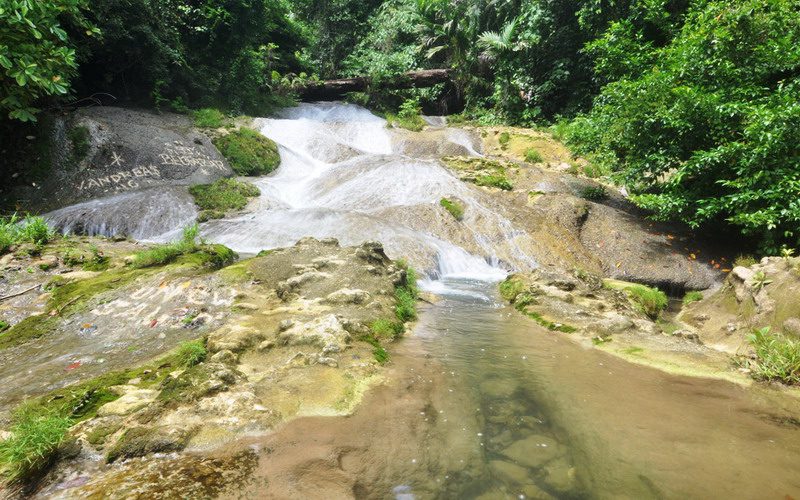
xmin=299 ymin=69 xmax=452 ymax=101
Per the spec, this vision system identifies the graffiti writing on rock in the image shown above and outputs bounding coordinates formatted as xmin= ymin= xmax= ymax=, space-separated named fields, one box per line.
xmin=159 ymin=144 xmax=226 ymax=171
xmin=78 ymin=165 xmax=161 ymax=191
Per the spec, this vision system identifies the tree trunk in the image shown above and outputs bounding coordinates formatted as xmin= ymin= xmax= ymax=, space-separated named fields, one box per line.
xmin=298 ymin=69 xmax=452 ymax=101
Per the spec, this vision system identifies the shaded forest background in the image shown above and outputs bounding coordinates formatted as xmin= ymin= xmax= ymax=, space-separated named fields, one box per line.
xmin=1 ymin=0 xmax=799 ymax=252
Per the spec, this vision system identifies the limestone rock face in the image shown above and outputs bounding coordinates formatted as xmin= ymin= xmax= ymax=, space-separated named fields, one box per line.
xmin=679 ymin=256 xmax=800 ymax=353
xmin=97 ymin=387 xmax=158 ymax=417
xmin=278 ymin=314 xmax=352 ymax=351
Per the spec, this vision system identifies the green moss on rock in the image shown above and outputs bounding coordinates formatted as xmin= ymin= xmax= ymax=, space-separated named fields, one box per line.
xmin=106 ymin=426 xmax=191 ymax=463
xmin=189 ymin=178 xmax=260 ymax=214
xmin=212 ymin=128 xmax=280 ymax=176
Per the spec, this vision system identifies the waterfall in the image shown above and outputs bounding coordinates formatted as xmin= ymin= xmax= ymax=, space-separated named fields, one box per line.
xmin=47 ymin=102 xmax=538 ymax=284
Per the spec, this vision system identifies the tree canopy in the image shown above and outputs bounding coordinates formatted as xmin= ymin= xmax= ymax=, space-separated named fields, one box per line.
xmin=1 ymin=0 xmax=799 ymax=250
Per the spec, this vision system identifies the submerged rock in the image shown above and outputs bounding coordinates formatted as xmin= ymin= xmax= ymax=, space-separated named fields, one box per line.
xmin=500 ymin=434 xmax=564 ymax=469
xmin=106 ymin=425 xmax=193 ymax=463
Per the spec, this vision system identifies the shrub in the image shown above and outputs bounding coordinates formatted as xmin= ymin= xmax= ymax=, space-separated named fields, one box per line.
xmin=567 ymin=0 xmax=800 ymax=252
xmin=524 ymin=148 xmax=543 ymax=163
xmin=176 ymin=340 xmax=207 ymax=367
xmin=193 ymin=108 xmax=226 ymax=128
xmin=189 ymin=178 xmax=261 ymax=214
xmin=475 ymin=174 xmax=513 ymax=191
xmin=580 ymin=185 xmax=608 ymax=201
xmin=387 ymin=98 xmax=425 ymax=131
xmin=746 ymin=327 xmax=800 ymax=384
xmin=682 ymin=291 xmax=704 ymax=306
xmin=0 ymin=320 xmax=8 ymax=332
xmin=213 ymin=128 xmax=281 ymax=176
xmin=0 ymin=404 xmax=72 ymax=482
xmin=440 ymin=198 xmax=464 ymax=221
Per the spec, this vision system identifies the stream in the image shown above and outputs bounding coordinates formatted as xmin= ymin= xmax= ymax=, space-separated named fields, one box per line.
xmin=38 ymin=103 xmax=800 ymax=498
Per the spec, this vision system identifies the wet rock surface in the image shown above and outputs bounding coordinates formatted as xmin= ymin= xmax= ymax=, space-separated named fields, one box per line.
xmin=0 ymin=236 xmax=404 ymax=497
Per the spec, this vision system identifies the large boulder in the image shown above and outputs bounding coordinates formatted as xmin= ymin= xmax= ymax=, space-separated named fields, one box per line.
xmin=16 ymin=107 xmax=233 ymax=213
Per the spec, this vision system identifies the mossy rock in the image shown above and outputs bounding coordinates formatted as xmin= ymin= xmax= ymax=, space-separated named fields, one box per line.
xmin=157 ymin=362 xmax=237 ymax=406
xmin=212 ymin=128 xmax=280 ymax=176
xmin=86 ymin=422 xmax=122 ymax=446
xmin=189 ymin=178 xmax=260 ymax=213
xmin=106 ymin=426 xmax=192 ymax=463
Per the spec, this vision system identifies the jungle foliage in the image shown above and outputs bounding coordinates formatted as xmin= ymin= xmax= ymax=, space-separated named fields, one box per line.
xmin=2 ymin=0 xmax=799 ymax=248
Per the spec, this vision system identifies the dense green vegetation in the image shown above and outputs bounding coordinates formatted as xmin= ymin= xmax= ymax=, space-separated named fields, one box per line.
xmin=0 ymin=403 xmax=72 ymax=482
xmin=2 ymin=0 xmax=799 ymax=249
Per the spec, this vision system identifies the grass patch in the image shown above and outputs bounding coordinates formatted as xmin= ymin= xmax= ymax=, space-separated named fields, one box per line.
xmin=734 ymin=255 xmax=757 ymax=267
xmin=372 ymin=345 xmax=389 ymax=364
xmin=0 ymin=320 xmax=8 ymax=333
xmin=0 ymin=215 xmax=55 ymax=254
xmin=0 ymin=404 xmax=72 ymax=483
xmin=189 ymin=178 xmax=260 ymax=221
xmin=0 ymin=343 xmax=191 ymax=481
xmin=213 ymin=128 xmax=280 ymax=176
xmin=746 ymin=327 xmax=800 ymax=384
xmin=502 ymin=284 xmax=578 ymax=333
xmin=682 ymin=291 xmax=704 ymax=306
xmin=393 ymin=262 xmax=418 ymax=325
xmin=386 ymin=113 xmax=425 ymax=132
xmin=395 ymin=287 xmax=417 ymax=322
xmin=524 ymin=148 xmax=543 ymax=163
xmin=498 ymin=131 xmax=510 ymax=147
xmin=68 ymin=125 xmax=90 ymax=165
xmin=130 ymin=224 xmax=236 ymax=270
xmin=604 ymin=280 xmax=668 ymax=319
xmin=580 ymin=185 xmax=608 ymax=201
xmin=371 ymin=318 xmax=404 ymax=339
xmin=522 ymin=309 xmax=577 ymax=333
xmin=439 ymin=198 xmax=464 ymax=221
xmin=176 ymin=339 xmax=207 ymax=367
xmin=475 ymin=174 xmax=513 ymax=191
xmin=193 ymin=108 xmax=226 ymax=128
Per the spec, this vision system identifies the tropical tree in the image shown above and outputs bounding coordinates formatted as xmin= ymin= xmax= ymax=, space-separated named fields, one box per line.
xmin=0 ymin=0 xmax=96 ymax=121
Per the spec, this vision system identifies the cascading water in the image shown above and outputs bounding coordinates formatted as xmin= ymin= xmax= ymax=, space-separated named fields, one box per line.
xmin=46 ymin=102 xmax=535 ymax=285
xmin=192 ymin=102 xmax=535 ymax=285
